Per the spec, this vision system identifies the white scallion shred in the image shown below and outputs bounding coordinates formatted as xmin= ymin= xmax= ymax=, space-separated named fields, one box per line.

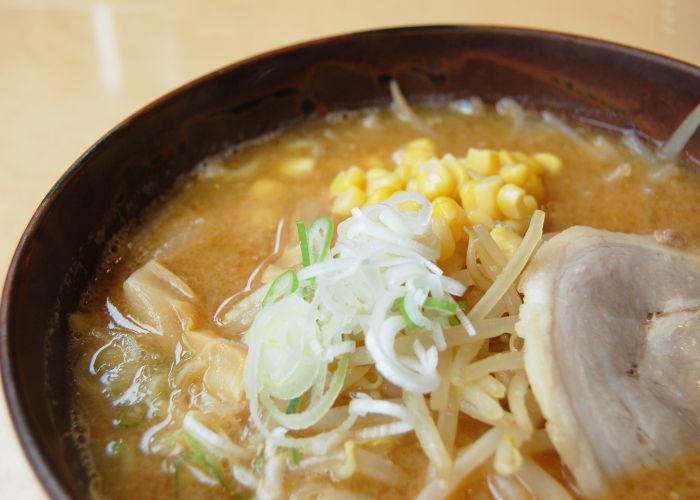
xmin=658 ymin=103 xmax=700 ymax=160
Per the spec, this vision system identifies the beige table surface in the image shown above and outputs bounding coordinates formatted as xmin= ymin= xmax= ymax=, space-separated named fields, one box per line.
xmin=1 ymin=0 xmax=699 ymax=497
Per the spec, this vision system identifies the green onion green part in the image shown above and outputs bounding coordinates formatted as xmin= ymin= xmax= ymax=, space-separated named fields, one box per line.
xmin=262 ymin=270 xmax=299 ymax=307
xmin=288 ymin=448 xmax=300 ymax=466
xmin=251 ymin=455 xmax=264 ymax=475
xmin=286 ymin=396 xmax=301 ymax=414
xmin=397 ymin=297 xmax=417 ymax=329
xmin=180 ymin=430 xmax=235 ymax=495
xmin=296 ymin=220 xmax=311 ymax=267
xmin=173 ymin=456 xmax=184 ymax=497
xmin=308 ymin=216 xmax=334 ymax=264
xmin=423 ymin=297 xmax=458 ymax=315
xmin=113 ymin=407 xmax=147 ymax=428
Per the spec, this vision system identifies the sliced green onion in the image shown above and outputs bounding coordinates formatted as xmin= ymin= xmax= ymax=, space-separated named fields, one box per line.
xmin=113 ymin=407 xmax=146 ymax=428
xmin=262 ymin=270 xmax=299 ymax=307
xmin=180 ymin=431 xmax=235 ymax=494
xmin=397 ymin=297 xmax=417 ymax=329
xmin=308 ymin=216 xmax=334 ymax=264
xmin=288 ymin=448 xmax=300 ymax=466
xmin=251 ymin=454 xmax=264 ymax=475
xmin=423 ymin=297 xmax=458 ymax=315
xmin=173 ymin=456 xmax=184 ymax=497
xmin=286 ymin=396 xmax=301 ymax=414
xmin=260 ymin=355 xmax=349 ymax=430
xmin=296 ymin=221 xmax=311 ymax=267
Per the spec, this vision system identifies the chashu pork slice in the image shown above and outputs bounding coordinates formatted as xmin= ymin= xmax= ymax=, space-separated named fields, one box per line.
xmin=517 ymin=226 xmax=700 ymax=497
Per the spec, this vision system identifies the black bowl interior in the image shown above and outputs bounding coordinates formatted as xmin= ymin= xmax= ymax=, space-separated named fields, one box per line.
xmin=1 ymin=26 xmax=699 ymax=498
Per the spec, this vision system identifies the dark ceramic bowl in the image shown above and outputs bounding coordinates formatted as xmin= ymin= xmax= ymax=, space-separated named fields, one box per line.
xmin=2 ymin=26 xmax=699 ymax=499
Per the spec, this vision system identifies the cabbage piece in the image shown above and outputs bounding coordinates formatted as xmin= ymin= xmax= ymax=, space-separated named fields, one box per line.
xmin=123 ymin=260 xmax=200 ymax=350
xmin=202 ymin=342 xmax=247 ymax=404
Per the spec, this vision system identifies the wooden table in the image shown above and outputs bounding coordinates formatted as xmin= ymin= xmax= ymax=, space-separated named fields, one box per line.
xmin=1 ymin=0 xmax=698 ymax=496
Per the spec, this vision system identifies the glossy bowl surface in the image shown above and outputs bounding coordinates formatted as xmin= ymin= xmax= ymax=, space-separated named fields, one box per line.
xmin=1 ymin=26 xmax=699 ymax=499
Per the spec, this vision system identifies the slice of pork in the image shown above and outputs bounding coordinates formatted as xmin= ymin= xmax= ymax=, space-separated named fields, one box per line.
xmin=517 ymin=226 xmax=700 ymax=496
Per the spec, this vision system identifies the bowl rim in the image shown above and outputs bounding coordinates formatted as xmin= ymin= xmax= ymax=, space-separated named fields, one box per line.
xmin=1 ymin=24 xmax=699 ymax=499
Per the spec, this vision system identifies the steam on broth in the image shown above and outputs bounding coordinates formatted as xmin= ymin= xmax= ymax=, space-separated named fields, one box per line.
xmin=68 ymin=89 xmax=700 ymax=499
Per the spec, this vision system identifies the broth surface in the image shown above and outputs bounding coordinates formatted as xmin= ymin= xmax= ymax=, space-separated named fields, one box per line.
xmin=68 ymin=104 xmax=700 ymax=499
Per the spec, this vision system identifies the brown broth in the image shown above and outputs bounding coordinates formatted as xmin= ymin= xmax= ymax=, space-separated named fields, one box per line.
xmin=68 ymin=105 xmax=700 ymax=499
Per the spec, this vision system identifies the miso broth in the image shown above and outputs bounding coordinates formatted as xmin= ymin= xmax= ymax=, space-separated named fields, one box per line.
xmin=68 ymin=100 xmax=700 ymax=499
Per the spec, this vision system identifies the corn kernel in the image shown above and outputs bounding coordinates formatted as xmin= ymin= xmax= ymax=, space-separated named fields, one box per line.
xmin=365 ymin=186 xmax=397 ymax=205
xmin=252 ymin=178 xmax=284 ymax=198
xmin=496 ymin=184 xmax=529 ymax=219
xmin=398 ymin=199 xmax=422 ymax=212
xmin=459 ymin=180 xmax=477 ymax=212
xmin=499 ymin=164 xmax=529 ymax=186
xmin=503 ymin=218 xmax=530 ymax=236
xmin=474 ymin=175 xmax=504 ymax=219
xmin=511 ymin=151 xmax=544 ymax=175
xmin=364 ymin=155 xmax=385 ymax=170
xmin=533 ymin=152 xmax=562 ymax=173
xmin=279 ymin=156 xmax=315 ymax=175
xmin=432 ymin=215 xmax=455 ymax=261
xmin=332 ymin=185 xmax=366 ymax=216
xmin=465 ymin=148 xmax=500 ymax=175
xmin=498 ymin=150 xmax=516 ymax=165
xmin=523 ymin=195 xmax=538 ymax=215
xmin=467 ymin=210 xmax=494 ymax=228
xmin=366 ymin=168 xmax=402 ymax=194
xmin=523 ymin=173 xmax=546 ymax=201
xmin=398 ymin=138 xmax=437 ymax=181
xmin=441 ymin=154 xmax=469 ymax=192
xmin=432 ymin=196 xmax=469 ymax=241
xmin=417 ymin=158 xmax=456 ymax=200
xmin=330 ymin=165 xmax=366 ymax=195
xmin=490 ymin=226 xmax=523 ymax=259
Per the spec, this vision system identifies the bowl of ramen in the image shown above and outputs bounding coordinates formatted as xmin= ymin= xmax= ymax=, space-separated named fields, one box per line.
xmin=2 ymin=26 xmax=699 ymax=499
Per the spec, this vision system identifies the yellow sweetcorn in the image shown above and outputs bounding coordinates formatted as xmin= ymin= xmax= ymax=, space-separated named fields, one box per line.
xmin=416 ymin=158 xmax=456 ymax=200
xmin=458 ymin=180 xmax=478 ymax=212
xmin=330 ymin=165 xmax=366 ymax=195
xmin=279 ymin=156 xmax=315 ymax=176
xmin=474 ymin=175 xmax=504 ymax=220
xmin=499 ymin=164 xmax=529 ymax=187
xmin=523 ymin=173 xmax=546 ymax=201
xmin=502 ymin=217 xmax=530 ymax=235
xmin=433 ymin=196 xmax=469 ymax=241
xmin=523 ymin=195 xmax=538 ymax=215
xmin=364 ymin=155 xmax=385 ymax=170
xmin=467 ymin=209 xmax=495 ymax=229
xmin=252 ymin=178 xmax=284 ymax=198
xmin=498 ymin=150 xmax=515 ymax=166
xmin=496 ymin=184 xmax=529 ymax=220
xmin=365 ymin=186 xmax=398 ymax=205
xmin=432 ymin=215 xmax=455 ymax=261
xmin=533 ymin=152 xmax=562 ymax=173
xmin=397 ymin=138 xmax=437 ymax=181
xmin=397 ymin=200 xmax=422 ymax=212
xmin=490 ymin=226 xmax=524 ymax=259
xmin=332 ymin=185 xmax=366 ymax=216
xmin=328 ymin=140 xmax=559 ymax=250
xmin=465 ymin=148 xmax=500 ymax=175
xmin=441 ymin=154 xmax=469 ymax=191
xmin=511 ymin=151 xmax=544 ymax=175
xmin=366 ymin=168 xmax=402 ymax=194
